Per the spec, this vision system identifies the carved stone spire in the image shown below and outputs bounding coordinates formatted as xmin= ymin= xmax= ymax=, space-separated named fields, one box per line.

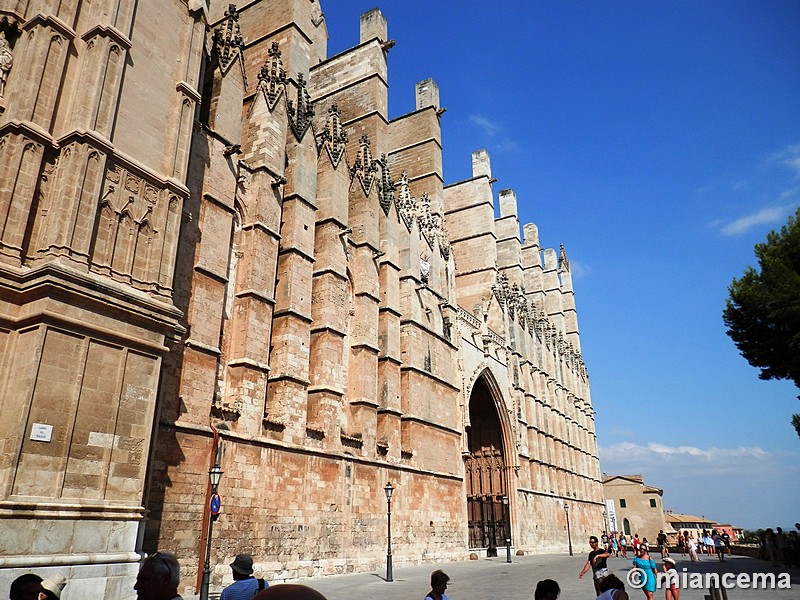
xmin=492 ymin=272 xmax=510 ymax=307
xmin=433 ymin=213 xmax=451 ymax=259
xmin=213 ymin=4 xmax=245 ymax=83
xmin=318 ymin=104 xmax=348 ymax=168
xmin=350 ymin=135 xmax=378 ymax=195
xmin=418 ymin=192 xmax=435 ymax=247
xmin=395 ymin=171 xmax=417 ymax=230
xmin=559 ymin=243 xmax=570 ymax=272
xmin=376 ymin=153 xmax=395 ymax=215
xmin=288 ymin=72 xmax=314 ymax=139
xmin=257 ymin=42 xmax=286 ymax=110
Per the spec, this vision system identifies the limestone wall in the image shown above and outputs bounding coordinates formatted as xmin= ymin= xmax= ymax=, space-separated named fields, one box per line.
xmin=0 ymin=1 xmax=604 ymax=596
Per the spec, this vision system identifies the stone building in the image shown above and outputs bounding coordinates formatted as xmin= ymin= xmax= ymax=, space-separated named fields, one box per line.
xmin=0 ymin=1 xmax=603 ymax=596
xmin=603 ymin=474 xmax=667 ymax=543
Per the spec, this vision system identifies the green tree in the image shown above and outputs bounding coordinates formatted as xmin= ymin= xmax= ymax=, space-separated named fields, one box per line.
xmin=723 ymin=207 xmax=800 ymax=438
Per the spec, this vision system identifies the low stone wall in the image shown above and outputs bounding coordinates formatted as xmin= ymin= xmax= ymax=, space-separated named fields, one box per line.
xmin=729 ymin=545 xmax=762 ymax=558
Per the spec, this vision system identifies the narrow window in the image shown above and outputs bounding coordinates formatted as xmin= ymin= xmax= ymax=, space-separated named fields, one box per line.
xmin=619 ymin=499 xmax=627 ymax=508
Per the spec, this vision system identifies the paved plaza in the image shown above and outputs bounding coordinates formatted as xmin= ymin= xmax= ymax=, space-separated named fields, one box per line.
xmin=279 ymin=552 xmax=800 ymax=600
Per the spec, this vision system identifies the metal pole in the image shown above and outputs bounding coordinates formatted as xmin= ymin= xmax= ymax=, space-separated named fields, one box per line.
xmin=566 ymin=507 xmax=573 ymax=556
xmin=199 ymin=484 xmax=216 ymax=600
xmin=503 ymin=496 xmax=511 ymax=563
xmin=386 ymin=495 xmax=393 ymax=582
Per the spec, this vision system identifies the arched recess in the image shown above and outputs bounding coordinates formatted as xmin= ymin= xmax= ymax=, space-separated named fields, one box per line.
xmin=623 ymin=518 xmax=631 ymax=536
xmin=464 ymin=368 xmax=515 ymax=552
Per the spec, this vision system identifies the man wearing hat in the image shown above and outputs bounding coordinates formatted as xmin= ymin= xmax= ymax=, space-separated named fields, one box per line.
xmin=39 ymin=574 xmax=67 ymax=600
xmin=220 ymin=554 xmax=267 ymax=600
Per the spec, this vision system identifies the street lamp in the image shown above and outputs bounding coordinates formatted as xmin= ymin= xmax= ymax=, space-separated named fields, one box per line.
xmin=200 ymin=463 xmax=224 ymax=600
xmin=603 ymin=510 xmax=608 ymax=534
xmin=384 ymin=481 xmax=394 ymax=582
xmin=564 ymin=502 xmax=573 ymax=557
xmin=502 ymin=495 xmax=511 ymax=563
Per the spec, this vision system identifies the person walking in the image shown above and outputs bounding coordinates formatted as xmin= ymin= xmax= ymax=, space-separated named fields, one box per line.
xmin=534 ymin=579 xmax=560 ymax=600
xmin=134 ymin=551 xmax=183 ymax=600
xmin=221 ymin=554 xmax=268 ymax=600
xmin=619 ymin=533 xmax=628 ymax=558
xmin=687 ymin=533 xmax=699 ymax=562
xmin=631 ymin=544 xmax=658 ymax=600
xmin=10 ymin=574 xmax=43 ymax=600
xmin=254 ymin=586 xmax=327 ymax=600
xmin=657 ymin=530 xmax=668 ymax=559
xmin=596 ymin=574 xmax=630 ymax=600
xmin=425 ymin=570 xmax=450 ymax=600
xmin=579 ymin=536 xmax=611 ymax=596
xmin=711 ymin=531 xmax=725 ymax=562
xmin=662 ymin=557 xmax=679 ymax=600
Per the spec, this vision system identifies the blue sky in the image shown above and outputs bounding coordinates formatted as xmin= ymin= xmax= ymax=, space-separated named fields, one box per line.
xmin=324 ymin=1 xmax=800 ymax=530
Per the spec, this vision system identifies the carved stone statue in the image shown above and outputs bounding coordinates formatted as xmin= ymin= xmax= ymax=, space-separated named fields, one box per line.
xmin=0 ymin=32 xmax=12 ymax=98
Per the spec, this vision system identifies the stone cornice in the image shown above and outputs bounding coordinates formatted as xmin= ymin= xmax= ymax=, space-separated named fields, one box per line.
xmin=81 ymin=23 xmax=132 ymax=50
xmin=23 ymin=13 xmax=76 ymax=40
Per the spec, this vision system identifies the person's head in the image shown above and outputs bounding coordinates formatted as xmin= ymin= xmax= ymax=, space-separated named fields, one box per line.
xmin=10 ymin=574 xmax=42 ymax=600
xmin=663 ymin=557 xmax=676 ymax=570
xmin=230 ymin=554 xmax=255 ymax=581
xmin=253 ymin=585 xmax=327 ymax=600
xmin=39 ymin=575 xmax=66 ymax=600
xmin=534 ymin=578 xmax=560 ymax=600
xmin=589 ymin=536 xmax=599 ymax=549
xmin=637 ymin=545 xmax=649 ymax=557
xmin=598 ymin=574 xmax=626 ymax=592
xmin=430 ymin=570 xmax=450 ymax=594
xmin=134 ymin=552 xmax=180 ymax=600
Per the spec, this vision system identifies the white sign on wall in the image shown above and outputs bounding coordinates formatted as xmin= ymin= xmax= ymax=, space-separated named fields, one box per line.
xmin=31 ymin=423 xmax=53 ymax=442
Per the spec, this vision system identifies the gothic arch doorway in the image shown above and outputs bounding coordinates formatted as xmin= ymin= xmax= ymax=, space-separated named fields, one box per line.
xmin=464 ymin=374 xmax=509 ymax=552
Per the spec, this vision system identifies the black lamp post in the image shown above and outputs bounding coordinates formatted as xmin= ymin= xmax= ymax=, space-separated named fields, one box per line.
xmin=502 ymin=495 xmax=511 ymax=563
xmin=200 ymin=464 xmax=223 ymax=600
xmin=564 ymin=502 xmax=573 ymax=556
xmin=384 ymin=481 xmax=394 ymax=582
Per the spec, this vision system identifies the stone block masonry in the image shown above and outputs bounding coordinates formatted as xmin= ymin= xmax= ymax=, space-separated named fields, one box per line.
xmin=0 ymin=1 xmax=603 ymax=597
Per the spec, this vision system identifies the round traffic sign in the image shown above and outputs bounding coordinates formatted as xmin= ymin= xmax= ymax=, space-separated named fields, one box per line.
xmin=210 ymin=493 xmax=221 ymax=516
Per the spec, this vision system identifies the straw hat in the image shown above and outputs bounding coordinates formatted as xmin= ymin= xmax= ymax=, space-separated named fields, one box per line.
xmin=41 ymin=575 xmax=67 ymax=599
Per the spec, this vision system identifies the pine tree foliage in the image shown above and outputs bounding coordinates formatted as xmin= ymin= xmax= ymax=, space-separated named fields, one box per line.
xmin=723 ymin=207 xmax=800 ymax=438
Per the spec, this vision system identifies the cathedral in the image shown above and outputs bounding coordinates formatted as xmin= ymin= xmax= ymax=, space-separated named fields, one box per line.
xmin=0 ymin=0 xmax=604 ymax=596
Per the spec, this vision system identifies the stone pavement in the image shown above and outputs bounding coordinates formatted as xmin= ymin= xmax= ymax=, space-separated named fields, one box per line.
xmin=272 ymin=552 xmax=800 ymax=600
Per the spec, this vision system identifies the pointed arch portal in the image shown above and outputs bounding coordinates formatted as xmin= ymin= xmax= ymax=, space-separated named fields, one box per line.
xmin=464 ymin=375 xmax=509 ymax=552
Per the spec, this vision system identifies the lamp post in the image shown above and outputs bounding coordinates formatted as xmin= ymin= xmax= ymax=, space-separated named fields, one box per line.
xmin=564 ymin=502 xmax=573 ymax=557
xmin=501 ymin=495 xmax=511 ymax=563
xmin=384 ymin=481 xmax=394 ymax=582
xmin=602 ymin=510 xmax=608 ymax=534
xmin=200 ymin=463 xmax=223 ymax=600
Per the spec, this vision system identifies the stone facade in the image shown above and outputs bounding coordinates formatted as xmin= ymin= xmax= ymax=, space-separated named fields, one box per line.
xmin=0 ymin=1 xmax=603 ymax=597
xmin=603 ymin=475 xmax=667 ymax=543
